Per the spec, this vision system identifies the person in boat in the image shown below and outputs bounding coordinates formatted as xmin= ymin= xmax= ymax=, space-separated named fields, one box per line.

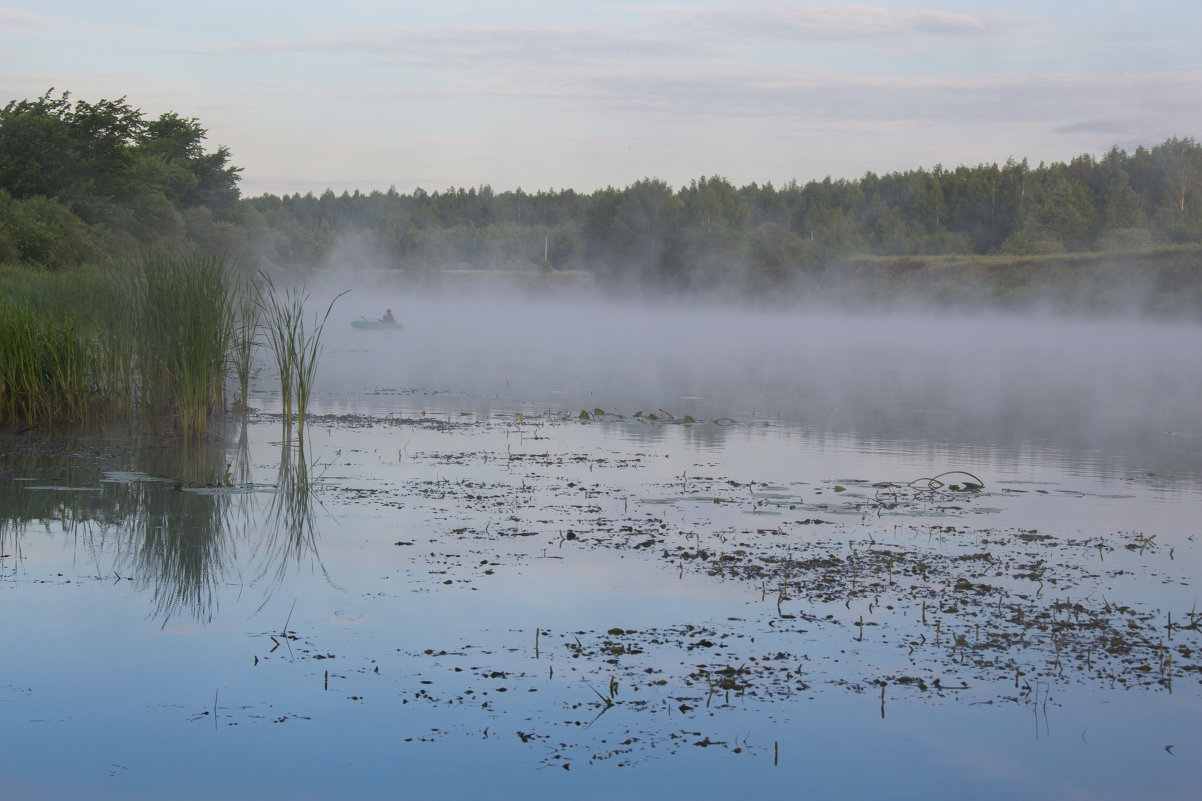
xmin=380 ymin=309 xmax=395 ymax=323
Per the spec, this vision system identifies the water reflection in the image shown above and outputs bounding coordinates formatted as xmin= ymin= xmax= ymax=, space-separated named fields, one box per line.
xmin=0 ymin=421 xmax=326 ymax=624
xmin=252 ymin=430 xmax=332 ymax=596
xmin=123 ymin=469 xmax=232 ymax=624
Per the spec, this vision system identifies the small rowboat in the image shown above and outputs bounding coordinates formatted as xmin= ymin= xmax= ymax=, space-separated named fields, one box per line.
xmin=351 ymin=319 xmax=403 ymax=330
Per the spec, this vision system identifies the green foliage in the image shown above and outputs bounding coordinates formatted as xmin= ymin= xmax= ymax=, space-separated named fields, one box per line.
xmin=0 ymin=89 xmax=242 ymax=265
xmin=1000 ymin=229 xmax=1067 ymax=256
xmin=231 ymin=287 xmax=260 ymax=409
xmin=0 ymin=298 xmax=107 ymax=425
xmin=0 ymin=189 xmax=97 ymax=268
xmin=0 ymin=255 xmax=271 ymax=435
xmin=128 ymin=252 xmax=236 ymax=438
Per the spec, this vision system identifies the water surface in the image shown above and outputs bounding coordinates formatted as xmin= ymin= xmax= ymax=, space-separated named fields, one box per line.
xmin=2 ymin=299 xmax=1201 ymax=799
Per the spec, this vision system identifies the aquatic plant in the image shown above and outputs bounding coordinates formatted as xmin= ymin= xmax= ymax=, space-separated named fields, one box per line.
xmin=256 ymin=275 xmax=299 ymax=422
xmin=0 ymin=298 xmax=106 ymax=425
xmin=256 ymin=275 xmax=345 ymax=440
xmin=128 ymin=252 xmax=236 ymax=438
xmin=230 ymin=283 xmax=260 ymax=411
xmin=0 ymin=255 xmax=241 ymax=434
xmin=0 ymin=265 xmax=139 ymax=427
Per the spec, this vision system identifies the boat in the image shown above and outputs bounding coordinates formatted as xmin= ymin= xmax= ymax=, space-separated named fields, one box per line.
xmin=351 ymin=319 xmax=404 ymax=330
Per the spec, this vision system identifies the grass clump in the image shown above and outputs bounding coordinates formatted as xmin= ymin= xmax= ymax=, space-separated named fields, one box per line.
xmin=230 ymin=287 xmax=260 ymax=411
xmin=257 ymin=275 xmax=345 ymax=441
xmin=128 ymin=252 xmax=237 ymax=439
xmin=0 ymin=255 xmax=348 ymax=441
xmin=0 ymin=253 xmax=246 ymax=438
xmin=0 ymin=298 xmax=108 ymax=425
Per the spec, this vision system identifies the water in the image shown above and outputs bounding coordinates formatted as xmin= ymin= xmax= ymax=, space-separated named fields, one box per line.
xmin=3 ymin=298 xmax=1201 ymax=799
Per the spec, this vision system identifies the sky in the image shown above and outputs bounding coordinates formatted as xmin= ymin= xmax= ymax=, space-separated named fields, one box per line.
xmin=2 ymin=1 xmax=1200 ymax=197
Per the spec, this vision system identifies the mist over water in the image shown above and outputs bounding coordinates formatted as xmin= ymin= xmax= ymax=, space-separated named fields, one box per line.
xmin=310 ymin=285 xmax=1202 ymax=483
xmin=6 ymin=277 xmax=1202 ymax=799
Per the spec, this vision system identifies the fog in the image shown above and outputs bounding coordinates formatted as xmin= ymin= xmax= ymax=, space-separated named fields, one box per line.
xmin=278 ymin=272 xmax=1202 ymax=485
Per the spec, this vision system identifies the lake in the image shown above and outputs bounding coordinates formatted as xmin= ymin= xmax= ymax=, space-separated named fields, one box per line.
xmin=2 ymin=292 xmax=1201 ymax=799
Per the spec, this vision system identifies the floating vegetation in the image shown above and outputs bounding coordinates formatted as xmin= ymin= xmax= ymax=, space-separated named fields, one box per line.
xmin=3 ymin=401 xmax=1201 ymax=786
xmin=264 ymin=412 xmax=1202 ymax=721
xmin=582 ymin=407 xmax=703 ymax=424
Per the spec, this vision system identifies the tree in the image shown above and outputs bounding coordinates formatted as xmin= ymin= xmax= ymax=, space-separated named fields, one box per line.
xmin=681 ymin=176 xmax=748 ymax=238
xmin=745 ymin=222 xmax=804 ymax=286
xmin=678 ymin=176 xmax=748 ymax=286
xmin=1028 ymin=163 xmax=1096 ymax=248
xmin=0 ymin=89 xmax=242 ymax=259
xmin=613 ymin=178 xmax=682 ymax=285
xmin=1092 ymin=147 xmax=1145 ymax=237
xmin=0 ymin=90 xmax=75 ymax=200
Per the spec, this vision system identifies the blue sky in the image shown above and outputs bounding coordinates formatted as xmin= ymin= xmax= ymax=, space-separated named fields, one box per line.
xmin=2 ymin=1 xmax=1200 ymax=196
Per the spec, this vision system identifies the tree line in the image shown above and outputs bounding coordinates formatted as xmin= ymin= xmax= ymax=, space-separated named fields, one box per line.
xmin=2 ymin=90 xmax=1201 ymax=292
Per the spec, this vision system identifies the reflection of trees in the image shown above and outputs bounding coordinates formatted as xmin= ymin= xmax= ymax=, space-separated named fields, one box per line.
xmin=0 ymin=421 xmax=327 ymax=624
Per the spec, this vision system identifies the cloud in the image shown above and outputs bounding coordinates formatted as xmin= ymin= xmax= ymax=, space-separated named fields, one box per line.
xmin=189 ymin=4 xmax=1003 ymax=69
xmin=650 ymin=2 xmax=1002 ymax=42
xmin=0 ymin=9 xmax=54 ymax=33
xmin=192 ymin=23 xmax=699 ymax=68
xmin=256 ymin=57 xmax=1202 ymax=134
xmin=10 ymin=1 xmax=1192 ymax=195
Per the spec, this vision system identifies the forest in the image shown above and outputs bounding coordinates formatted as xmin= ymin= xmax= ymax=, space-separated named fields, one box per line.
xmin=2 ymin=89 xmax=1202 ymax=299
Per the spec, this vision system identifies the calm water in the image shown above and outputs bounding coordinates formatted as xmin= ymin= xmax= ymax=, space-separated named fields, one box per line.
xmin=3 ymin=297 xmax=1201 ymax=799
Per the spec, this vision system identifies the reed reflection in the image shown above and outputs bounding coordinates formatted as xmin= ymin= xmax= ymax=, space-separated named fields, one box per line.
xmin=104 ymin=435 xmax=237 ymax=625
xmin=252 ymin=429 xmax=333 ymax=595
xmin=124 ymin=468 xmax=232 ymax=625
xmin=0 ymin=422 xmax=328 ymax=624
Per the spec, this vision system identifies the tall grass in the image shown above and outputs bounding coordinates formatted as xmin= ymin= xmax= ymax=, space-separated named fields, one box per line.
xmin=257 ymin=275 xmax=345 ymax=441
xmin=128 ymin=252 xmax=236 ymax=438
xmin=1 ymin=256 xmax=342 ymax=439
xmin=0 ymin=264 xmax=138 ymax=426
xmin=0 ymin=298 xmax=107 ymax=425
xmin=230 ymin=286 xmax=260 ymax=411
xmin=257 ymin=276 xmax=299 ymax=421
xmin=1 ymin=255 xmax=239 ymax=435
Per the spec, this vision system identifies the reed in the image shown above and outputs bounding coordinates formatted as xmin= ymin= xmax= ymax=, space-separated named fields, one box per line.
xmin=128 ymin=252 xmax=236 ymax=438
xmin=292 ymin=291 xmax=344 ymax=440
xmin=0 ymin=257 xmax=344 ymax=439
xmin=256 ymin=275 xmax=300 ymax=422
xmin=256 ymin=275 xmax=345 ymax=440
xmin=0 ymin=298 xmax=106 ymax=425
xmin=0 ymin=264 xmax=130 ymax=423
xmin=230 ymin=284 xmax=260 ymax=411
